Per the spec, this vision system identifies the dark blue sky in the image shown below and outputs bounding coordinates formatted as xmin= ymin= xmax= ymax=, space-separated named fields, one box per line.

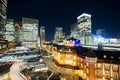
xmin=7 ymin=0 xmax=120 ymax=40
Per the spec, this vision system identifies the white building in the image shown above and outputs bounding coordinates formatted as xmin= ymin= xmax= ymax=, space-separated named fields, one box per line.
xmin=54 ymin=27 xmax=63 ymax=43
xmin=22 ymin=18 xmax=38 ymax=48
xmin=77 ymin=13 xmax=92 ymax=45
xmin=71 ymin=13 xmax=92 ymax=45
xmin=5 ymin=19 xmax=15 ymax=42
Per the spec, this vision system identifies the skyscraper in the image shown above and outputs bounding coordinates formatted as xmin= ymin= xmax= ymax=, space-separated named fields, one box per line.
xmin=71 ymin=23 xmax=79 ymax=39
xmin=0 ymin=0 xmax=7 ymax=39
xmin=96 ymin=29 xmax=106 ymax=37
xmin=5 ymin=19 xmax=15 ymax=42
xmin=77 ymin=13 xmax=92 ymax=44
xmin=14 ymin=22 xmax=22 ymax=46
xmin=54 ymin=27 xmax=62 ymax=43
xmin=40 ymin=26 xmax=45 ymax=45
xmin=22 ymin=18 xmax=38 ymax=48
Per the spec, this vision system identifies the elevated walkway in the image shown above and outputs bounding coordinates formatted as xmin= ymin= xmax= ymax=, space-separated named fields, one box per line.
xmin=43 ymin=57 xmax=86 ymax=80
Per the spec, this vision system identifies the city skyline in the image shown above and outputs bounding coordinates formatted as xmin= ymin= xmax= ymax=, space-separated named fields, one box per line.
xmin=7 ymin=0 xmax=120 ymax=40
xmin=0 ymin=1 xmax=120 ymax=80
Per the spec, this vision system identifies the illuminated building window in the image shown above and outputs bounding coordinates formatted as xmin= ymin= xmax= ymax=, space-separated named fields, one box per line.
xmin=87 ymin=77 xmax=89 ymax=80
xmin=74 ymin=56 xmax=76 ymax=60
xmin=105 ymin=71 xmax=110 ymax=78
xmin=113 ymin=65 xmax=118 ymax=71
xmin=97 ymin=63 xmax=102 ymax=68
xmin=119 ymin=57 xmax=120 ymax=59
xmin=110 ymin=56 xmax=114 ymax=59
xmin=78 ymin=62 xmax=80 ymax=66
xmin=113 ymin=72 xmax=118 ymax=80
xmin=86 ymin=62 xmax=89 ymax=67
xmin=86 ymin=68 xmax=89 ymax=74
xmin=74 ymin=61 xmax=76 ymax=65
xmin=96 ymin=70 xmax=102 ymax=77
xmin=66 ymin=60 xmax=72 ymax=65
xmin=81 ymin=64 xmax=83 ymax=68
xmin=104 ymin=64 xmax=110 ymax=70
xmin=60 ymin=60 xmax=63 ymax=64
xmin=103 ymin=55 xmax=107 ymax=58
xmin=58 ymin=52 xmax=60 ymax=60
xmin=97 ymin=78 xmax=103 ymax=80
xmin=81 ymin=58 xmax=83 ymax=62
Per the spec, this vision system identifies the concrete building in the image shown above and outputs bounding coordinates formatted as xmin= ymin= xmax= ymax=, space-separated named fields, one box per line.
xmin=14 ymin=22 xmax=23 ymax=46
xmin=54 ymin=27 xmax=63 ymax=43
xmin=43 ymin=42 xmax=120 ymax=80
xmin=40 ymin=26 xmax=45 ymax=45
xmin=0 ymin=0 xmax=8 ymax=50
xmin=22 ymin=18 xmax=38 ymax=48
xmin=5 ymin=19 xmax=15 ymax=42
xmin=77 ymin=13 xmax=92 ymax=45
xmin=71 ymin=23 xmax=79 ymax=39
xmin=0 ymin=0 xmax=7 ymax=39
xmin=71 ymin=13 xmax=92 ymax=45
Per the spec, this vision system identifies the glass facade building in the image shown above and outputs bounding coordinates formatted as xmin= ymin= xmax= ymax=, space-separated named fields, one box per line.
xmin=5 ymin=19 xmax=15 ymax=42
xmin=22 ymin=18 xmax=38 ymax=48
xmin=0 ymin=0 xmax=7 ymax=39
xmin=71 ymin=13 xmax=92 ymax=45
xmin=54 ymin=27 xmax=63 ymax=43
xmin=40 ymin=26 xmax=45 ymax=44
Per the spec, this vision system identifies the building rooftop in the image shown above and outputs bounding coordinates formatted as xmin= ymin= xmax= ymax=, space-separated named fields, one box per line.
xmin=77 ymin=13 xmax=91 ymax=20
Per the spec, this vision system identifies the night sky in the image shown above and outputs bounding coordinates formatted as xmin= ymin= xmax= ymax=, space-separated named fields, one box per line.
xmin=7 ymin=0 xmax=120 ymax=40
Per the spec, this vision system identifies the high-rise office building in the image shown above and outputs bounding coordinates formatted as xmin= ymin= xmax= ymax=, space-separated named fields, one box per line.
xmin=71 ymin=13 xmax=92 ymax=45
xmin=22 ymin=18 xmax=38 ymax=48
xmin=0 ymin=0 xmax=8 ymax=50
xmin=71 ymin=23 xmax=79 ymax=39
xmin=14 ymin=22 xmax=22 ymax=46
xmin=77 ymin=13 xmax=92 ymax=44
xmin=54 ymin=27 xmax=62 ymax=43
xmin=5 ymin=19 xmax=15 ymax=42
xmin=40 ymin=26 xmax=45 ymax=44
xmin=0 ymin=0 xmax=7 ymax=39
